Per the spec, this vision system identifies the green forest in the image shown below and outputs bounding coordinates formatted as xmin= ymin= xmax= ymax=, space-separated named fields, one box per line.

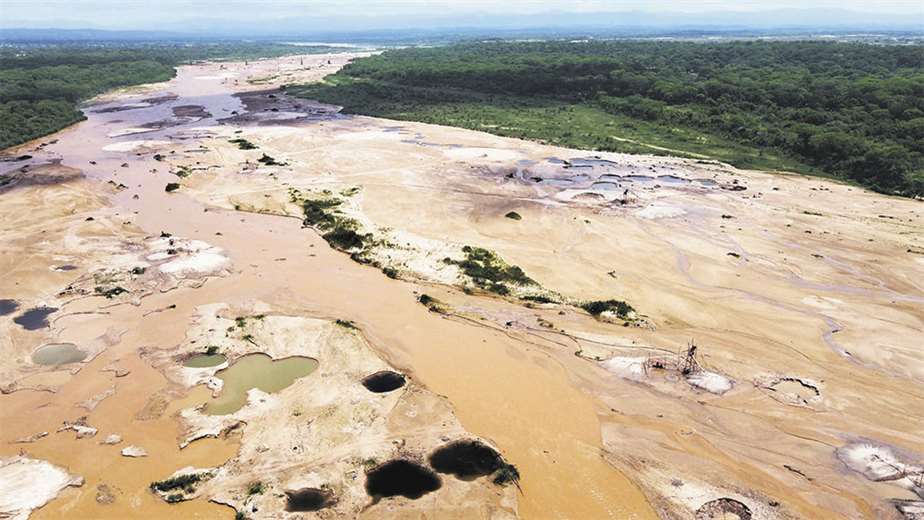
xmin=288 ymin=41 xmax=924 ymax=197
xmin=0 ymin=43 xmax=329 ymax=150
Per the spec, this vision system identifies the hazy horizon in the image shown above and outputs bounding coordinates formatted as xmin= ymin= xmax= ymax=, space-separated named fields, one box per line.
xmin=2 ymin=0 xmax=922 ymax=34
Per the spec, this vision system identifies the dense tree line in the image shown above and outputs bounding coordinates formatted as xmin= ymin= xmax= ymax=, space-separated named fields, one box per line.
xmin=0 ymin=43 xmax=331 ymax=150
xmin=296 ymin=41 xmax=924 ymax=196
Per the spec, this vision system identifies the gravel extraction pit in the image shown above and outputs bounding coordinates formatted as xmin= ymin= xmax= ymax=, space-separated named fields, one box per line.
xmin=204 ymin=354 xmax=318 ymax=415
xmin=361 ymin=370 xmax=406 ymax=393
xmin=32 ymin=343 xmax=88 ymax=366
xmin=13 ymin=306 xmax=58 ymax=330
xmin=0 ymin=299 xmax=19 ymax=316
xmin=285 ymin=487 xmax=336 ymax=512
xmin=183 ymin=353 xmax=227 ymax=368
xmin=695 ymin=497 xmax=753 ymax=520
xmin=429 ymin=440 xmax=505 ymax=481
xmin=365 ymin=460 xmax=442 ymax=500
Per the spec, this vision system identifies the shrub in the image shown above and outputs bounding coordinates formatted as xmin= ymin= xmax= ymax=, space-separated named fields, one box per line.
xmin=165 ymin=182 xmax=180 ymax=192
xmin=151 ymin=473 xmax=202 ymax=493
xmin=504 ymin=211 xmax=522 ymax=220
xmin=580 ymin=299 xmax=635 ymax=319
xmin=229 ymin=138 xmax=257 ymax=150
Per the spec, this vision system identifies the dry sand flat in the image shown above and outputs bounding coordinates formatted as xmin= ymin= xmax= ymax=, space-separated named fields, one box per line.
xmin=0 ymin=53 xmax=921 ymax=520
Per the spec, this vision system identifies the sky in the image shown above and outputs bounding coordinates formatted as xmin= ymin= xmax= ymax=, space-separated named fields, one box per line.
xmin=1 ymin=0 xmax=922 ymax=31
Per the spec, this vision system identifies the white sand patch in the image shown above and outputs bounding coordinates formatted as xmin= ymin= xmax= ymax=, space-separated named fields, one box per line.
xmin=121 ymin=446 xmax=148 ymax=457
xmin=555 ymin=188 xmax=621 ymax=203
xmin=0 ymin=456 xmax=83 ymax=520
xmin=442 ymin=147 xmax=524 ymax=162
xmin=195 ymin=72 xmax=238 ymax=80
xmin=686 ymin=371 xmax=735 ymax=394
xmin=102 ymin=140 xmax=169 ymax=153
xmin=601 ymin=356 xmax=648 ymax=380
xmin=800 ymin=295 xmax=843 ymax=310
xmin=636 ymin=204 xmax=686 ymax=219
xmin=159 ymin=252 xmax=230 ymax=276
xmin=101 ymin=434 xmax=122 ymax=445
xmin=836 ymin=441 xmax=923 ymax=483
xmin=107 ymin=127 xmax=155 ymax=138
xmin=251 ymin=111 xmax=310 ymax=121
xmin=146 ymin=237 xmax=231 ymax=276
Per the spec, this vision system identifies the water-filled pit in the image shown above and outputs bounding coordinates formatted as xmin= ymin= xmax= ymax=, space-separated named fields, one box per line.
xmin=361 ymin=370 xmax=406 ymax=393
xmin=31 ymin=343 xmax=88 ymax=366
xmin=204 ymin=353 xmax=318 ymax=415
xmin=183 ymin=353 xmax=227 ymax=368
xmin=365 ymin=460 xmax=441 ymax=500
xmin=429 ymin=440 xmax=505 ymax=481
xmin=0 ymin=299 xmax=18 ymax=316
xmin=13 ymin=306 xmax=58 ymax=330
xmin=285 ymin=487 xmax=336 ymax=512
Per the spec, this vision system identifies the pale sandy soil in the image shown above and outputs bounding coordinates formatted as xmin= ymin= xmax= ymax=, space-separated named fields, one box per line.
xmin=0 ymin=52 xmax=922 ymax=520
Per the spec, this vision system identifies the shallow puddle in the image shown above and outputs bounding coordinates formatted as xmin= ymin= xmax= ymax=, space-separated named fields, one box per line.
xmin=13 ymin=306 xmax=58 ymax=330
xmin=32 ymin=343 xmax=88 ymax=365
xmin=183 ymin=353 xmax=227 ymax=368
xmin=204 ymin=353 xmax=318 ymax=415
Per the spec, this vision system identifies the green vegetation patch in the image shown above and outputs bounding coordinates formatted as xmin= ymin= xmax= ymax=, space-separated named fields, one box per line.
xmin=229 ymin=138 xmax=257 ymax=150
xmin=447 ymin=246 xmax=535 ymax=295
xmin=257 ymin=153 xmax=285 ymax=166
xmin=580 ymin=299 xmax=635 ymax=320
xmin=95 ymin=286 xmax=127 ymax=299
xmin=164 ymin=182 xmax=180 ymax=192
xmin=504 ymin=211 xmax=522 ymax=220
xmin=150 ymin=473 xmax=203 ymax=494
xmin=299 ymin=196 xmax=370 ymax=251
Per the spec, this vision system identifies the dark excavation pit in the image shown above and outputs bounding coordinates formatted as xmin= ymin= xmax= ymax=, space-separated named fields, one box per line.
xmin=695 ymin=498 xmax=753 ymax=520
xmin=365 ymin=460 xmax=441 ymax=500
xmin=13 ymin=306 xmax=58 ymax=330
xmin=429 ymin=440 xmax=505 ymax=481
xmin=285 ymin=487 xmax=336 ymax=512
xmin=361 ymin=370 xmax=406 ymax=393
xmin=0 ymin=299 xmax=19 ymax=316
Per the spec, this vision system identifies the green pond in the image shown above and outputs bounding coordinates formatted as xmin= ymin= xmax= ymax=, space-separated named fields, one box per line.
xmin=184 ymin=353 xmax=228 ymax=368
xmin=205 ymin=353 xmax=318 ymax=415
xmin=32 ymin=343 xmax=88 ymax=366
